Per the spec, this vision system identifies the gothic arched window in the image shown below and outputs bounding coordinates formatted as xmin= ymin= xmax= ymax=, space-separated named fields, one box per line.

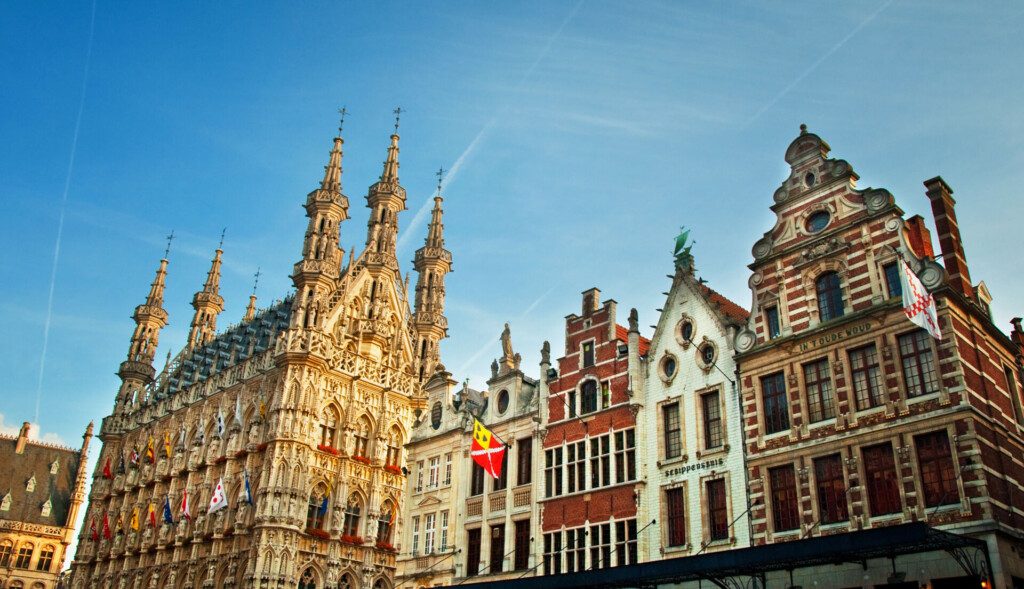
xmin=353 ymin=416 xmax=372 ymax=458
xmin=320 ymin=406 xmax=339 ymax=449
xmin=342 ymin=496 xmax=362 ymax=538
xmin=377 ymin=501 xmax=394 ymax=545
xmin=298 ymin=567 xmax=317 ymax=589
xmin=385 ymin=427 xmax=402 ymax=467
xmin=306 ymin=487 xmax=327 ymax=531
xmin=815 ymin=271 xmax=845 ymax=322
xmin=338 ymin=574 xmax=356 ymax=589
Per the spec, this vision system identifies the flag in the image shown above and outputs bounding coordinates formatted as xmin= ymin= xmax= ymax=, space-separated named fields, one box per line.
xmin=146 ymin=436 xmax=156 ymax=463
xmin=129 ymin=447 xmax=139 ymax=466
xmin=164 ymin=432 xmax=173 ymax=458
xmin=89 ymin=518 xmax=98 ymax=541
xmin=470 ymin=419 xmax=506 ymax=480
xmin=115 ymin=513 xmax=124 ymax=534
xmin=102 ymin=513 xmax=112 ymax=539
xmin=216 ymin=410 xmax=225 ymax=437
xmin=130 ymin=507 xmax=140 ymax=531
xmin=117 ymin=452 xmax=126 ymax=475
xmin=180 ymin=489 xmax=192 ymax=521
xmin=208 ymin=478 xmax=228 ymax=513
xmin=243 ymin=470 xmax=253 ymax=505
xmin=235 ymin=395 xmax=243 ymax=426
xmin=147 ymin=503 xmax=157 ymax=528
xmin=899 ymin=258 xmax=942 ymax=340
xmin=258 ymin=394 xmax=267 ymax=418
xmin=102 ymin=457 xmax=112 ymax=479
xmin=318 ymin=480 xmax=331 ymax=515
xmin=163 ymin=496 xmax=174 ymax=524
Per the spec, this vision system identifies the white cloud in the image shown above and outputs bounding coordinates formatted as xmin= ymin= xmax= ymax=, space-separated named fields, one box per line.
xmin=0 ymin=413 xmax=66 ymax=445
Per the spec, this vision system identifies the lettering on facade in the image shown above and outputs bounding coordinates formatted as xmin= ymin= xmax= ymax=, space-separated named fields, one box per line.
xmin=663 ymin=457 xmax=725 ymax=478
xmin=799 ymin=322 xmax=871 ymax=351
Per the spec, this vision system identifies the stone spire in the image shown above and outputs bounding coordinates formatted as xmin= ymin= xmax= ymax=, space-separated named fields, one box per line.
xmin=244 ymin=267 xmax=260 ymax=322
xmin=292 ymin=127 xmax=350 ymax=329
xmin=115 ymin=256 xmax=170 ymax=415
xmin=412 ymin=176 xmax=452 ymax=380
xmin=187 ymin=248 xmax=225 ymax=350
xmin=363 ymin=130 xmax=407 ymax=265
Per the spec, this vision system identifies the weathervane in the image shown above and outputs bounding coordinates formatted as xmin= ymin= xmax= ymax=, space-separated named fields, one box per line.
xmin=164 ymin=230 xmax=175 ymax=259
xmin=435 ymin=166 xmax=445 ymax=195
xmin=252 ymin=267 xmax=261 ymax=296
xmin=218 ymin=227 xmax=227 ymax=250
xmin=337 ymin=106 xmax=348 ymax=136
xmin=393 ymin=106 xmax=403 ymax=133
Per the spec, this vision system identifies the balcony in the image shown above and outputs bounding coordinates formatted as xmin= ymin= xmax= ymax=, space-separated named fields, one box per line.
xmin=512 ymin=485 xmax=532 ymax=511
xmin=466 ymin=497 xmax=483 ymax=518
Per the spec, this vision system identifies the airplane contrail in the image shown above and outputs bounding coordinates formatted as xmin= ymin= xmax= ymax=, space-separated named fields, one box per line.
xmin=747 ymin=0 xmax=895 ymax=126
xmin=35 ymin=0 xmax=97 ymax=424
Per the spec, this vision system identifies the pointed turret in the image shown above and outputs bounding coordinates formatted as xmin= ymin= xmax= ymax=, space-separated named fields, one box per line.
xmin=115 ymin=256 xmax=170 ymax=415
xmin=363 ymin=130 xmax=407 ymax=265
xmin=413 ymin=176 xmax=453 ymax=380
xmin=186 ymin=248 xmax=225 ymax=349
xmin=292 ymin=126 xmax=351 ymax=329
xmin=244 ymin=294 xmax=257 ymax=322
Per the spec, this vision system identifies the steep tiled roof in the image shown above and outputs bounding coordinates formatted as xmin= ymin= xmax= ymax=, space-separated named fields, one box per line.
xmin=614 ymin=325 xmax=652 ymax=356
xmin=698 ymin=284 xmax=750 ymax=325
xmin=0 ymin=436 xmax=80 ymax=527
xmin=152 ymin=297 xmax=292 ymax=397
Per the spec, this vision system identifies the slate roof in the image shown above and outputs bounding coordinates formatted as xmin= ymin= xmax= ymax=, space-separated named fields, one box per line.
xmin=152 ymin=297 xmax=293 ymax=398
xmin=0 ymin=436 xmax=80 ymax=528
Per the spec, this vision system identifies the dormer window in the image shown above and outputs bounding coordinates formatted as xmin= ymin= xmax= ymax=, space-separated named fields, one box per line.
xmin=26 ymin=475 xmax=36 ymax=493
xmin=816 ymin=272 xmax=844 ymax=322
xmin=0 ymin=492 xmax=11 ymax=511
xmin=50 ymin=460 xmax=60 ymax=474
xmin=40 ymin=498 xmax=52 ymax=517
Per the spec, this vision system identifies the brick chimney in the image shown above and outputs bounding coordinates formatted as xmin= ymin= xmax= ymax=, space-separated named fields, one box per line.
xmin=582 ymin=287 xmax=601 ymax=315
xmin=15 ymin=421 xmax=30 ymax=454
xmin=903 ymin=215 xmax=935 ymax=259
xmin=924 ymin=177 xmax=973 ymax=299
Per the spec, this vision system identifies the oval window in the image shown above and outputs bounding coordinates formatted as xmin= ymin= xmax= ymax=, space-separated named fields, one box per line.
xmin=680 ymin=321 xmax=694 ymax=342
xmin=806 ymin=211 xmax=830 ymax=233
xmin=430 ymin=402 xmax=442 ymax=430
xmin=662 ymin=356 xmax=677 ymax=379
xmin=805 ymin=172 xmax=816 ymax=187
xmin=497 ymin=390 xmax=510 ymax=414
xmin=700 ymin=344 xmax=715 ymax=365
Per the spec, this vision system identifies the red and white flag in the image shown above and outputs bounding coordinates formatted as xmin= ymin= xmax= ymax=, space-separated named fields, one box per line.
xmin=208 ymin=478 xmax=229 ymax=513
xmin=180 ymin=489 xmax=192 ymax=521
xmin=470 ymin=419 xmax=506 ymax=480
xmin=899 ymin=258 xmax=942 ymax=340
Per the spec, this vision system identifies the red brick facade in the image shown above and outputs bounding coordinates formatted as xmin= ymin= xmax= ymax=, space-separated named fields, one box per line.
xmin=538 ymin=288 xmax=649 ymax=573
xmin=734 ymin=127 xmax=1024 ymax=586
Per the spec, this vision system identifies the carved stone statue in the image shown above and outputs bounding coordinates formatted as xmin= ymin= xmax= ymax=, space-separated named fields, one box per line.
xmin=500 ymin=323 xmax=514 ymax=361
xmin=541 ymin=341 xmax=551 ymax=365
xmin=628 ymin=308 xmax=639 ymax=332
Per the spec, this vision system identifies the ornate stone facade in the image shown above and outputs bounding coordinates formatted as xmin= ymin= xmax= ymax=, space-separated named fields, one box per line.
xmin=734 ymin=126 xmax=1024 ymax=587
xmin=69 ymin=123 xmax=452 ymax=589
xmin=0 ymin=422 xmax=92 ymax=589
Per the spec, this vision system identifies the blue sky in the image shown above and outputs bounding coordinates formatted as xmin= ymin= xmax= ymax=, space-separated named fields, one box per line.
xmin=2 ymin=1 xmax=1023 ymax=452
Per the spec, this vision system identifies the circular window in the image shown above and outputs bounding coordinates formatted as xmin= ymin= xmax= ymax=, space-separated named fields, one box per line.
xmin=681 ymin=321 xmax=694 ymax=342
xmin=805 ymin=172 xmax=816 ymax=187
xmin=662 ymin=356 xmax=677 ymax=379
xmin=805 ymin=211 xmax=830 ymax=233
xmin=700 ymin=344 xmax=715 ymax=365
xmin=430 ymin=402 xmax=442 ymax=430
xmin=497 ymin=390 xmax=510 ymax=414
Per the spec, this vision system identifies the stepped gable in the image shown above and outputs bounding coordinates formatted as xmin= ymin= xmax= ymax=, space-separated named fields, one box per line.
xmin=0 ymin=434 xmax=81 ymax=527
xmin=151 ymin=296 xmax=293 ymax=397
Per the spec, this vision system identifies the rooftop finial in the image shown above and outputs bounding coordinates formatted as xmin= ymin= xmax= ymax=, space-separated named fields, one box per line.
xmin=251 ymin=267 xmax=261 ymax=296
xmin=435 ymin=166 xmax=445 ymax=195
xmin=393 ymin=106 xmax=403 ymax=133
xmin=218 ymin=227 xmax=226 ymax=250
xmin=799 ymin=123 xmax=808 ymax=135
xmin=164 ymin=230 xmax=175 ymax=259
xmin=338 ymin=106 xmax=348 ymax=136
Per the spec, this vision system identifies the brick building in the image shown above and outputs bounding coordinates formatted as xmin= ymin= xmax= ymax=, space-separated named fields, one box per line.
xmin=539 ymin=289 xmax=650 ymax=575
xmin=733 ymin=126 xmax=1024 ymax=587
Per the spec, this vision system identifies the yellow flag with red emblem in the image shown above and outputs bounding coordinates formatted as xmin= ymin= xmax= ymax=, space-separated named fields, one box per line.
xmin=470 ymin=419 xmax=506 ymax=480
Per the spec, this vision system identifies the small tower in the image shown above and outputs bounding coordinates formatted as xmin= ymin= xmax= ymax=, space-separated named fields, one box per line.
xmin=292 ymin=128 xmax=350 ymax=329
xmin=244 ymin=267 xmax=260 ymax=322
xmin=363 ymin=113 xmax=407 ymax=266
xmin=114 ymin=256 xmax=170 ymax=414
xmin=186 ymin=248 xmax=225 ymax=349
xmin=412 ymin=173 xmax=452 ymax=380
